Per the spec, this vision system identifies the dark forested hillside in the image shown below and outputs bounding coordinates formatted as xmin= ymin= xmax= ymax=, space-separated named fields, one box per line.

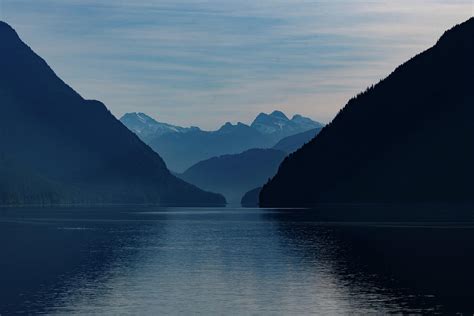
xmin=260 ymin=18 xmax=474 ymax=207
xmin=0 ymin=22 xmax=225 ymax=206
xmin=272 ymin=128 xmax=322 ymax=153
xmin=180 ymin=149 xmax=287 ymax=204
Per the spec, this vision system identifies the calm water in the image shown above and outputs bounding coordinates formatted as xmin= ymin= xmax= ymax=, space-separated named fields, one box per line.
xmin=1 ymin=206 xmax=474 ymax=314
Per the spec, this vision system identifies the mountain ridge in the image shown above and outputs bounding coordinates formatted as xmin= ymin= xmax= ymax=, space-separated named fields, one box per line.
xmin=0 ymin=21 xmax=225 ymax=206
xmin=272 ymin=128 xmax=322 ymax=153
xmin=179 ymin=148 xmax=287 ymax=204
xmin=121 ymin=110 xmax=323 ymax=172
xmin=120 ymin=112 xmax=199 ymax=142
xmin=260 ymin=18 xmax=474 ymax=207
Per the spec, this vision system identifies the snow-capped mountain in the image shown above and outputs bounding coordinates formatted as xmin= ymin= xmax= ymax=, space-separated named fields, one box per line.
xmin=121 ymin=110 xmax=324 ymax=172
xmin=120 ymin=112 xmax=199 ymax=141
xmin=251 ymin=110 xmax=323 ymax=137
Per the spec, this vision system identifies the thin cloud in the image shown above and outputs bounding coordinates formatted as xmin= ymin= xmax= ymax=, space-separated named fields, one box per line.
xmin=2 ymin=0 xmax=472 ymax=129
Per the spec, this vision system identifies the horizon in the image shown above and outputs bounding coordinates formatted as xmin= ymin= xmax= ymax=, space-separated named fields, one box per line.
xmin=0 ymin=1 xmax=472 ymax=129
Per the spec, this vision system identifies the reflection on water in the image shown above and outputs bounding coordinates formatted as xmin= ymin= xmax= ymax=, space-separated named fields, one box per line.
xmin=0 ymin=206 xmax=473 ymax=314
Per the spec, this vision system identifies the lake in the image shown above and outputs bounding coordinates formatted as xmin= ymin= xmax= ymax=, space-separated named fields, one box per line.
xmin=1 ymin=206 xmax=474 ymax=314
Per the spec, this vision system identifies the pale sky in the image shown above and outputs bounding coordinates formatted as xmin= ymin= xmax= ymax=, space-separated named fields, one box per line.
xmin=1 ymin=0 xmax=472 ymax=129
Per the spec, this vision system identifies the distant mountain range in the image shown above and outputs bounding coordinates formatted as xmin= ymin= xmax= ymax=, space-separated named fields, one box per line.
xmin=0 ymin=21 xmax=225 ymax=206
xmin=260 ymin=18 xmax=474 ymax=207
xmin=121 ymin=111 xmax=323 ymax=172
xmin=119 ymin=112 xmax=324 ymax=204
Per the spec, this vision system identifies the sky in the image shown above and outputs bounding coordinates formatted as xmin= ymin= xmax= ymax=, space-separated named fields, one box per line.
xmin=1 ymin=1 xmax=472 ymax=129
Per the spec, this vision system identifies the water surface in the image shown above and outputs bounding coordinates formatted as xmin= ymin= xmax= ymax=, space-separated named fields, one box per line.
xmin=1 ymin=206 xmax=473 ymax=314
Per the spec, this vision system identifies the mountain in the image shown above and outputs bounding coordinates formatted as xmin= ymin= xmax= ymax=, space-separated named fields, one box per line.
xmin=120 ymin=112 xmax=198 ymax=142
xmin=0 ymin=21 xmax=225 ymax=206
xmin=260 ymin=18 xmax=474 ymax=207
xmin=180 ymin=149 xmax=287 ymax=204
xmin=178 ymin=126 xmax=323 ymax=204
xmin=273 ymin=128 xmax=322 ymax=153
xmin=251 ymin=110 xmax=323 ymax=140
xmin=121 ymin=111 xmax=323 ymax=172
xmin=241 ymin=187 xmax=261 ymax=207
xmin=149 ymin=122 xmax=271 ymax=172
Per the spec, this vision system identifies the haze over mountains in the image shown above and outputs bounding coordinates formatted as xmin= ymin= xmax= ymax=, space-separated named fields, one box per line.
xmin=178 ymin=127 xmax=322 ymax=203
xmin=272 ymin=128 xmax=322 ymax=154
xmin=0 ymin=21 xmax=225 ymax=206
xmin=121 ymin=111 xmax=323 ymax=172
xmin=180 ymin=148 xmax=287 ymax=204
xmin=260 ymin=18 xmax=474 ymax=207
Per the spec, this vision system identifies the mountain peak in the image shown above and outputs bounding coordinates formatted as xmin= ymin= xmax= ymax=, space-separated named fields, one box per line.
xmin=436 ymin=17 xmax=473 ymax=46
xmin=120 ymin=112 xmax=157 ymax=125
xmin=218 ymin=121 xmax=252 ymax=133
xmin=120 ymin=112 xmax=192 ymax=139
xmin=0 ymin=21 xmax=21 ymax=44
xmin=251 ymin=110 xmax=322 ymax=136
xmin=252 ymin=111 xmax=287 ymax=125
xmin=270 ymin=110 xmax=289 ymax=120
xmin=0 ymin=21 xmax=14 ymax=32
xmin=124 ymin=112 xmax=157 ymax=124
